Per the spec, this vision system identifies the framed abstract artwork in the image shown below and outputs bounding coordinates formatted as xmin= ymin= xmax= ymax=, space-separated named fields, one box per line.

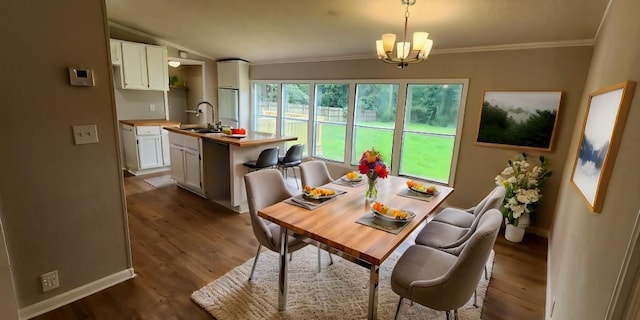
xmin=571 ymin=80 xmax=637 ymax=213
xmin=476 ymin=91 xmax=563 ymax=151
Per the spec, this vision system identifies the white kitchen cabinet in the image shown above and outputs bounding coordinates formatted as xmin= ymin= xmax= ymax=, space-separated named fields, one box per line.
xmin=168 ymin=132 xmax=203 ymax=195
xmin=145 ymin=45 xmax=169 ymax=91
xmin=117 ymin=40 xmax=168 ymax=91
xmin=121 ymin=124 xmax=171 ymax=175
xmin=121 ymin=41 xmax=148 ymax=90
xmin=137 ymin=135 xmax=163 ymax=169
xmin=217 ymin=60 xmax=249 ymax=89
xmin=109 ymin=39 xmax=122 ymax=65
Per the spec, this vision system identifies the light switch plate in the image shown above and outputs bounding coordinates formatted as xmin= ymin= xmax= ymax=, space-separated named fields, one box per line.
xmin=72 ymin=125 xmax=99 ymax=145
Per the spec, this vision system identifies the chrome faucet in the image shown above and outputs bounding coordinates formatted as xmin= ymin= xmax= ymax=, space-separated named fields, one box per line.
xmin=195 ymin=101 xmax=216 ymax=129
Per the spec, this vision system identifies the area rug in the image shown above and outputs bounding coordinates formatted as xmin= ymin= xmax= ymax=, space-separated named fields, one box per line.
xmin=143 ymin=175 xmax=175 ymax=188
xmin=192 ymin=245 xmax=494 ymax=320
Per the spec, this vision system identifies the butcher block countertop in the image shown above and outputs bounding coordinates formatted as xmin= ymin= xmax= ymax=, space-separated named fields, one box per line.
xmin=164 ymin=127 xmax=297 ymax=147
xmin=119 ymin=119 xmax=181 ymax=127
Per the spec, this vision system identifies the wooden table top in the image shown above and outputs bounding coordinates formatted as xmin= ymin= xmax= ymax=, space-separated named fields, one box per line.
xmin=259 ymin=176 xmax=453 ymax=266
xmin=164 ymin=127 xmax=297 ymax=147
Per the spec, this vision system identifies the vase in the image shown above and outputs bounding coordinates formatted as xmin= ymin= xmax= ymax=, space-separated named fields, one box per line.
xmin=505 ymin=223 xmax=526 ymax=243
xmin=365 ymin=177 xmax=378 ymax=201
xmin=517 ymin=212 xmax=531 ymax=228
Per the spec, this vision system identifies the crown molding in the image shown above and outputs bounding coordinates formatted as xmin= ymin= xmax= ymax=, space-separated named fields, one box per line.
xmin=108 ymin=21 xmax=216 ymax=61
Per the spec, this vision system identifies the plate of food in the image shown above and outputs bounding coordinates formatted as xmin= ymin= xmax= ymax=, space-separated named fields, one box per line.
xmin=303 ymin=185 xmax=338 ymax=200
xmin=371 ymin=201 xmax=415 ymax=222
xmin=406 ymin=180 xmax=439 ymax=195
xmin=341 ymin=171 xmax=363 ymax=182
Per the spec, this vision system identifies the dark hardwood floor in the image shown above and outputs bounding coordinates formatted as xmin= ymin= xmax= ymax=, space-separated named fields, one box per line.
xmin=34 ymin=172 xmax=547 ymax=319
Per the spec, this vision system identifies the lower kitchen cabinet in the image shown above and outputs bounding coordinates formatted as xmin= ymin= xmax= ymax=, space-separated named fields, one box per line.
xmin=121 ymin=124 xmax=171 ymax=175
xmin=168 ymin=132 xmax=204 ymax=195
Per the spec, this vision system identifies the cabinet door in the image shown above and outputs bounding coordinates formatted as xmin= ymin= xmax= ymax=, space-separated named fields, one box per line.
xmin=169 ymin=145 xmax=185 ymax=184
xmin=137 ymin=135 xmax=163 ymax=169
xmin=183 ymin=148 xmax=202 ymax=191
xmin=146 ymin=45 xmax=168 ymax=90
xmin=121 ymin=42 xmax=148 ymax=89
xmin=121 ymin=125 xmax=138 ymax=171
xmin=217 ymin=61 xmax=240 ymax=89
xmin=161 ymin=131 xmax=171 ymax=166
xmin=109 ymin=39 xmax=122 ymax=65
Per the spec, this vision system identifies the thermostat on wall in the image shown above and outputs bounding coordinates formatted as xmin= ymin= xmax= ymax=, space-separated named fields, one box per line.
xmin=68 ymin=67 xmax=95 ymax=87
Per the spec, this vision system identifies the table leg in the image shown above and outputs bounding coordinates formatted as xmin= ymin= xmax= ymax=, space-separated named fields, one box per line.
xmin=368 ymin=264 xmax=379 ymax=319
xmin=278 ymin=227 xmax=289 ymax=311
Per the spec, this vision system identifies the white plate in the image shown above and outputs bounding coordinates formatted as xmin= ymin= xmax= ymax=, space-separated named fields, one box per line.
xmin=372 ymin=208 xmax=415 ymax=222
xmin=303 ymin=187 xmax=339 ymax=200
xmin=408 ymin=185 xmax=438 ymax=196
xmin=341 ymin=175 xmax=363 ymax=183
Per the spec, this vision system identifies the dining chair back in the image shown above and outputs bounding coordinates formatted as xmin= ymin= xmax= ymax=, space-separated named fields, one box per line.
xmin=431 ymin=185 xmax=506 ymax=229
xmin=278 ymin=144 xmax=304 ymax=188
xmin=243 ymin=147 xmax=279 ymax=172
xmin=244 ymin=169 xmax=332 ymax=280
xmin=390 ymin=209 xmax=502 ymax=319
xmin=299 ymin=160 xmax=334 ymax=187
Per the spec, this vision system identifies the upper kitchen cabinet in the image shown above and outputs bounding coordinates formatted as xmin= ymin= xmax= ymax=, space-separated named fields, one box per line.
xmin=217 ymin=60 xmax=248 ymax=89
xmin=111 ymin=39 xmax=169 ymax=91
xmin=110 ymin=39 xmax=122 ymax=65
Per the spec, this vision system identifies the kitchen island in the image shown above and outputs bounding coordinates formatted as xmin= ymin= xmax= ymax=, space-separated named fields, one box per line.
xmin=164 ymin=127 xmax=297 ymax=213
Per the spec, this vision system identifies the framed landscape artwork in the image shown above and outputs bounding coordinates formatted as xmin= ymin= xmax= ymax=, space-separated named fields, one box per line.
xmin=476 ymin=91 xmax=563 ymax=151
xmin=571 ymin=80 xmax=636 ymax=213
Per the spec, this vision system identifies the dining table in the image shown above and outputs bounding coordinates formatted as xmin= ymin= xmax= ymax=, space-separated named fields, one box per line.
xmin=258 ymin=175 xmax=454 ymax=319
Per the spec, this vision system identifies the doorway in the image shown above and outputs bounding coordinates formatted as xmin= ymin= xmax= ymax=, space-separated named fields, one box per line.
xmin=166 ymin=57 xmax=207 ymax=125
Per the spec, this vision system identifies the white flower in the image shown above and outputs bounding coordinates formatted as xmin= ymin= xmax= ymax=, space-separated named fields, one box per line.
xmin=501 ymin=167 xmax=514 ymax=175
xmin=511 ymin=205 xmax=525 ymax=218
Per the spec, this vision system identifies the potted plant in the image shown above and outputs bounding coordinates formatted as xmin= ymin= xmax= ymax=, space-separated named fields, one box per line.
xmin=495 ymin=153 xmax=552 ymax=242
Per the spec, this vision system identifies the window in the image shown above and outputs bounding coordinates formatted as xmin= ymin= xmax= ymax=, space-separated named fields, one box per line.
xmin=400 ymin=83 xmax=465 ymax=183
xmin=282 ymin=84 xmax=310 ymax=156
xmin=352 ymin=83 xmax=398 ymax=168
xmin=313 ymin=84 xmax=348 ymax=161
xmin=251 ymin=79 xmax=467 ymax=185
xmin=252 ymin=83 xmax=278 ymax=134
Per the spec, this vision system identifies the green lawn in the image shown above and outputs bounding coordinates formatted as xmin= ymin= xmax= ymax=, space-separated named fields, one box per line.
xmin=317 ymin=122 xmax=454 ymax=182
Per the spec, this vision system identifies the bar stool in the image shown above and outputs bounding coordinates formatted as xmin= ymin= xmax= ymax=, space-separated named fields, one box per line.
xmin=277 ymin=144 xmax=304 ymax=188
xmin=242 ymin=147 xmax=279 ymax=172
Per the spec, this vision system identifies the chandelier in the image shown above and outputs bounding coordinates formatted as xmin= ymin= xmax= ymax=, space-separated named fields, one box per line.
xmin=375 ymin=0 xmax=433 ymax=68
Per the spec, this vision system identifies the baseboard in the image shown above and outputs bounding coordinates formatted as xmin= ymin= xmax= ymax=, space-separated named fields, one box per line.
xmin=18 ymin=268 xmax=135 ymax=320
xmin=526 ymin=225 xmax=549 ymax=238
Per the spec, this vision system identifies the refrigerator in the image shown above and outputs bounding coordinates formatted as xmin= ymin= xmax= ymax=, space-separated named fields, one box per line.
xmin=218 ymin=88 xmax=239 ymax=128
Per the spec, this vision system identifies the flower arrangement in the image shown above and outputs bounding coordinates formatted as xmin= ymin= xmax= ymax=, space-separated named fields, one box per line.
xmin=358 ymin=147 xmax=389 ymax=200
xmin=495 ymin=153 xmax=552 ymax=227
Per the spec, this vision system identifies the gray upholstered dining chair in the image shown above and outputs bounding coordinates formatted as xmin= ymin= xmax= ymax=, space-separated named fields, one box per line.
xmin=244 ymin=169 xmax=331 ymax=280
xmin=299 ymin=160 xmax=334 ymax=187
xmin=430 ymin=185 xmax=506 ymax=228
xmin=277 ymin=144 xmax=304 ymax=188
xmin=413 ymin=185 xmax=505 ymax=305
xmin=415 ymin=185 xmax=505 ymax=250
xmin=390 ymin=209 xmax=502 ymax=320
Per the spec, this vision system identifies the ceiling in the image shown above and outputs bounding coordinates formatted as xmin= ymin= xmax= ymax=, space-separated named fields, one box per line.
xmin=105 ymin=0 xmax=610 ymax=64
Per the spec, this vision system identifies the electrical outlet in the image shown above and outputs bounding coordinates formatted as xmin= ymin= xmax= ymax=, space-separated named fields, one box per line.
xmin=41 ymin=270 xmax=59 ymax=292
xmin=149 ymin=104 xmax=155 ymax=111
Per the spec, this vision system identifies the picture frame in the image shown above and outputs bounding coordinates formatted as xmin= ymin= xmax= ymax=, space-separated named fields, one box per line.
xmin=476 ymin=91 xmax=563 ymax=151
xmin=571 ymin=80 xmax=636 ymax=213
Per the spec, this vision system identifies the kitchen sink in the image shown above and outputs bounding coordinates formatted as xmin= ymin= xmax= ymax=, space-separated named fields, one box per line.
xmin=182 ymin=128 xmax=221 ymax=134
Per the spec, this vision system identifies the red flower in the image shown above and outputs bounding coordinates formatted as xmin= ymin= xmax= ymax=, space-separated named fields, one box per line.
xmin=358 ymin=163 xmax=370 ymax=175
xmin=374 ymin=164 xmax=388 ymax=179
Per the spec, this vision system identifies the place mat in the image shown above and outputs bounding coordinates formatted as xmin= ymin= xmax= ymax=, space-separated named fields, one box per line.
xmin=355 ymin=212 xmax=410 ymax=234
xmin=397 ymin=188 xmax=435 ymax=202
xmin=332 ymin=177 xmax=367 ymax=188
xmin=284 ymin=190 xmax=347 ymax=210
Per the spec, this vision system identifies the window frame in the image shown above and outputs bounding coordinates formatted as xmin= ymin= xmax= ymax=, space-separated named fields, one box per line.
xmin=251 ymin=79 xmax=468 ymax=186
